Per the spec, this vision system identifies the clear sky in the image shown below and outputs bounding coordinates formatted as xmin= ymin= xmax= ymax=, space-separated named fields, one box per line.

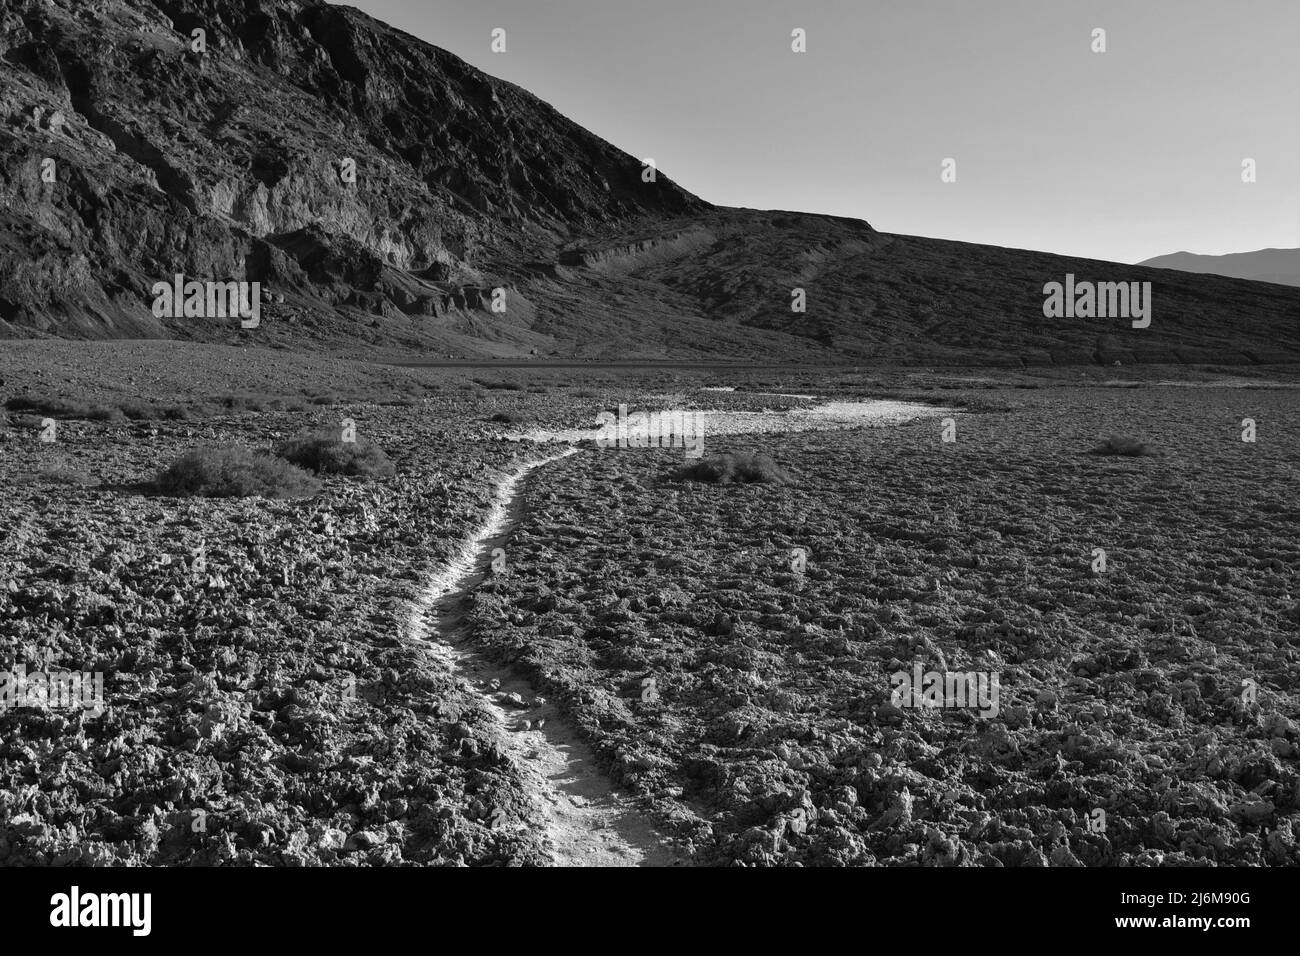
xmin=338 ymin=0 xmax=1300 ymax=264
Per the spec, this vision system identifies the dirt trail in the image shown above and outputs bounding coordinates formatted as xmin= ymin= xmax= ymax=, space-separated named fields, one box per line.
xmin=408 ymin=449 xmax=684 ymax=867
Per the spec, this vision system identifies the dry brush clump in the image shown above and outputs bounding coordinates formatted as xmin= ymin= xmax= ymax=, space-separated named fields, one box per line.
xmin=473 ymin=378 xmax=524 ymax=391
xmin=117 ymin=402 xmax=191 ymax=421
xmin=1089 ymin=435 xmax=1155 ymax=457
xmin=34 ymin=463 xmax=96 ymax=485
xmin=210 ymin=393 xmax=310 ymax=414
xmin=154 ymin=445 xmax=322 ymax=498
xmin=7 ymin=394 xmax=194 ymax=421
xmin=676 ymin=451 xmax=792 ymax=485
xmin=274 ymin=429 xmax=396 ymax=478
xmin=5 ymin=394 xmax=125 ymax=421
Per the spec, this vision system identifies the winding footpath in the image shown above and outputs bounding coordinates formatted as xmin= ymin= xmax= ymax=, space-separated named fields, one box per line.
xmin=407 ymin=448 xmax=684 ymax=867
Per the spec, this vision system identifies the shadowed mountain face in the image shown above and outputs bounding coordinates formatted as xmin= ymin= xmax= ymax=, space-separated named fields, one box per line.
xmin=2 ymin=0 xmax=1299 ymax=364
xmin=1140 ymin=249 xmax=1300 ymax=290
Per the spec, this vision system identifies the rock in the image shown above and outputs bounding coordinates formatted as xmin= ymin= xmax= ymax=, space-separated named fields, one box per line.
xmin=830 ymin=785 xmax=859 ymax=808
xmin=1230 ymin=800 xmax=1274 ymax=826
xmin=344 ymin=830 xmax=385 ymax=852
xmin=870 ymin=789 xmax=914 ymax=831
xmin=784 ymin=808 xmax=810 ymax=836
xmin=1050 ymin=844 xmax=1085 ymax=867
xmin=875 ymin=702 xmax=905 ymax=721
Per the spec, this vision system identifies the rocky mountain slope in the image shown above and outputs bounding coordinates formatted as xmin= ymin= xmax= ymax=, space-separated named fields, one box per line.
xmin=2 ymin=0 xmax=1299 ymax=365
xmin=1140 ymin=248 xmax=1300 ymax=289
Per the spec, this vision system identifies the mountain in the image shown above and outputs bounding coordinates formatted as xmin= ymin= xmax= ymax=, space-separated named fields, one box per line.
xmin=2 ymin=0 xmax=1299 ymax=365
xmin=1139 ymin=249 xmax=1300 ymax=289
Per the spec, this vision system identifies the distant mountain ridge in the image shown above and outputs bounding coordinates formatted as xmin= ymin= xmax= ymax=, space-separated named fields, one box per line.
xmin=1139 ymin=249 xmax=1300 ymax=288
xmin=1 ymin=0 xmax=1299 ymax=365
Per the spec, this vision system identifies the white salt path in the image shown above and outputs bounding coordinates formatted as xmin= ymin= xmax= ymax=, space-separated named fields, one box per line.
xmin=408 ymin=449 xmax=684 ymax=867
xmin=510 ymin=397 xmax=955 ymax=445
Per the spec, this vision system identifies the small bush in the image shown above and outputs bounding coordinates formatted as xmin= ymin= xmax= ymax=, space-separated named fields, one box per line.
xmin=5 ymin=395 xmax=70 ymax=415
xmin=118 ymin=402 xmax=193 ymax=421
xmin=35 ymin=464 xmax=94 ymax=485
xmin=472 ymin=378 xmax=523 ymax=391
xmin=213 ymin=393 xmax=297 ymax=412
xmin=676 ymin=452 xmax=791 ymax=485
xmin=4 ymin=396 xmax=124 ymax=421
xmin=274 ymin=429 xmax=396 ymax=478
xmin=489 ymin=411 xmax=518 ymax=424
xmin=1089 ymin=435 xmax=1154 ymax=457
xmin=155 ymin=446 xmax=322 ymax=498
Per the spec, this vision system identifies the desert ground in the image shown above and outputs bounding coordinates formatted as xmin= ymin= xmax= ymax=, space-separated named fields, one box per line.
xmin=1 ymin=341 xmax=1297 ymax=866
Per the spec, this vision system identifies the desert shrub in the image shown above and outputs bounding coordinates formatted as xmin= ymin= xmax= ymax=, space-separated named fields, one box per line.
xmin=4 ymin=395 xmax=124 ymax=421
xmin=307 ymin=392 xmax=342 ymax=405
xmin=489 ymin=411 xmax=518 ymax=424
xmin=1089 ymin=435 xmax=1154 ymax=457
xmin=676 ymin=452 xmax=791 ymax=485
xmin=211 ymin=393 xmax=318 ymax=414
xmin=214 ymin=393 xmax=309 ymax=412
xmin=35 ymin=464 xmax=94 ymax=485
xmin=473 ymin=378 xmax=523 ymax=391
xmin=118 ymin=402 xmax=192 ymax=421
xmin=117 ymin=402 xmax=154 ymax=420
xmin=155 ymin=446 xmax=321 ymax=498
xmin=274 ymin=429 xmax=396 ymax=478
xmin=210 ymin=393 xmax=266 ymax=412
xmin=5 ymin=395 xmax=73 ymax=415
